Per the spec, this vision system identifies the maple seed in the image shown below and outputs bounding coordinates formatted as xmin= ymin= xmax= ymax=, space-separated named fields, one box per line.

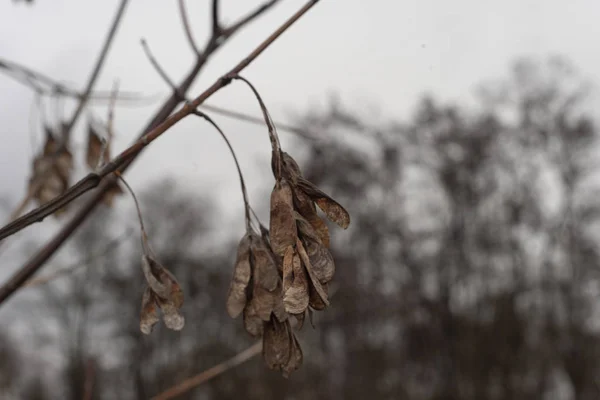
xmin=226 ymin=233 xmax=252 ymax=318
xmin=269 ymin=180 xmax=297 ymax=257
xmin=296 ymin=177 xmax=351 ymax=229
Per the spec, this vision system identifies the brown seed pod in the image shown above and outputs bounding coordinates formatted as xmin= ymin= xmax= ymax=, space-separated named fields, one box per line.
xmin=309 ymin=282 xmax=328 ymax=311
xmin=282 ymin=333 xmax=303 ymax=378
xmin=243 ymin=304 xmax=264 ymax=337
xmin=292 ymin=186 xmax=330 ymax=247
xmin=140 ymin=287 xmax=160 ymax=335
xmin=296 ymin=177 xmax=350 ymax=229
xmin=269 ymin=180 xmax=297 ymax=257
xmin=282 ymin=245 xmax=295 ymax=295
xmin=305 ymin=239 xmax=335 ymax=284
xmin=296 ymin=238 xmax=329 ymax=307
xmin=283 ymin=249 xmax=309 ymax=315
xmin=140 ymin=254 xmax=185 ymax=332
xmin=251 ymin=238 xmax=279 ymax=292
xmin=226 ymin=233 xmax=252 ymax=318
xmin=293 ymin=311 xmax=306 ymax=330
xmin=86 ymin=123 xmax=106 ymax=170
xmin=262 ymin=317 xmax=293 ymax=371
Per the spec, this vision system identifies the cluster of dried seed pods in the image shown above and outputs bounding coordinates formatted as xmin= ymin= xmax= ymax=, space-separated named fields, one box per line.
xmin=139 ymin=248 xmax=185 ymax=334
xmin=29 ymin=125 xmax=74 ymax=215
xmin=226 ymin=149 xmax=350 ymax=377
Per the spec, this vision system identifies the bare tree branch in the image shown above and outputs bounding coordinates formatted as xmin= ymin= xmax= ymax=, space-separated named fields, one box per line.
xmin=4 ymin=0 xmax=130 ymax=226
xmin=222 ymin=0 xmax=281 ymax=39
xmin=0 ymin=0 xmax=320 ymax=307
xmin=0 ymin=58 xmax=159 ymax=103
xmin=178 ymin=0 xmax=201 ymax=56
xmin=212 ymin=0 xmax=221 ymax=36
xmin=151 ymin=342 xmax=262 ymax=400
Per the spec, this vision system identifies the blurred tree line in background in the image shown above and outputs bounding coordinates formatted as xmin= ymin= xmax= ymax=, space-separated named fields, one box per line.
xmin=2 ymin=56 xmax=600 ymax=400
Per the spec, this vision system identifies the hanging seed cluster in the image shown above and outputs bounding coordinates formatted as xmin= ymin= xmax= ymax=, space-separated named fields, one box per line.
xmin=226 ymin=149 xmax=350 ymax=376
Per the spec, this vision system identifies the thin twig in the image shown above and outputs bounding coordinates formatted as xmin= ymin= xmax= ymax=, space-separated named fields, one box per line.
xmin=192 ymin=111 xmax=253 ymax=232
xmin=231 ymin=75 xmax=283 ymax=179
xmin=141 ymin=39 xmax=179 ymax=92
xmin=222 ymin=0 xmax=281 ymax=39
xmin=212 ymin=0 xmax=221 ymax=35
xmin=64 ymin=0 xmax=130 ymax=136
xmin=140 ymin=36 xmax=317 ymax=144
xmin=178 ymin=0 xmax=201 ymax=56
xmin=200 ymin=103 xmax=317 ymax=141
xmin=5 ymin=0 xmax=130 ymax=225
xmin=151 ymin=342 xmax=262 ymax=400
xmin=0 ymin=0 xmax=319 ymax=243
xmin=0 ymin=0 xmax=313 ymax=307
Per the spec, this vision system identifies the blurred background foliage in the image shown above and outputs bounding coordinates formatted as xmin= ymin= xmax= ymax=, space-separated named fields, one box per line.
xmin=3 ymin=56 xmax=600 ymax=400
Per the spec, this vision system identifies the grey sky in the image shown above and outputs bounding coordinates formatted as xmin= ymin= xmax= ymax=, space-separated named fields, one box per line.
xmin=1 ymin=0 xmax=599 ymax=277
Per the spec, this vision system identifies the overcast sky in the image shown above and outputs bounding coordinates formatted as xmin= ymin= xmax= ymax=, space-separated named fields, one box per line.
xmin=1 ymin=0 xmax=600 ymax=282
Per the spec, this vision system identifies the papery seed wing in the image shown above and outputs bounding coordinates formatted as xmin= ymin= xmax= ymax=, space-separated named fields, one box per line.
xmin=269 ymin=180 xmax=297 ymax=257
xmin=263 ymin=317 xmax=292 ymax=370
xmin=282 ymin=245 xmax=295 ymax=294
xmin=296 ymin=239 xmax=329 ymax=307
xmin=293 ymin=312 xmax=305 ymax=330
xmin=141 ymin=255 xmax=170 ymax=298
xmin=156 ymin=296 xmax=185 ymax=331
xmin=251 ymin=239 xmax=279 ymax=292
xmin=282 ymin=334 xmax=303 ymax=378
xmin=292 ymin=187 xmax=330 ymax=247
xmin=226 ymin=234 xmax=252 ymax=318
xmin=250 ymin=286 xmax=276 ymax=322
xmin=283 ymin=250 xmax=309 ymax=314
xmin=86 ymin=124 xmax=104 ymax=170
xmin=309 ymin=281 xmax=328 ymax=311
xmin=272 ymin=286 xmax=288 ymax=323
xmin=140 ymin=287 xmax=160 ymax=335
xmin=306 ymin=239 xmax=335 ymax=284
xmin=243 ymin=305 xmax=264 ymax=337
xmin=296 ymin=177 xmax=350 ymax=229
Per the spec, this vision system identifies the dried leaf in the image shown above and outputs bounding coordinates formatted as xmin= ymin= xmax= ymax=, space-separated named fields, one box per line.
xmin=269 ymin=180 xmax=297 ymax=257
xmin=226 ymin=234 xmax=252 ymax=318
xmin=296 ymin=177 xmax=350 ymax=229
xmin=243 ymin=305 xmax=264 ymax=337
xmin=282 ymin=334 xmax=303 ymax=378
xmin=263 ymin=317 xmax=292 ymax=370
xmin=140 ymin=287 xmax=160 ymax=335
xmin=296 ymin=239 xmax=329 ymax=307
